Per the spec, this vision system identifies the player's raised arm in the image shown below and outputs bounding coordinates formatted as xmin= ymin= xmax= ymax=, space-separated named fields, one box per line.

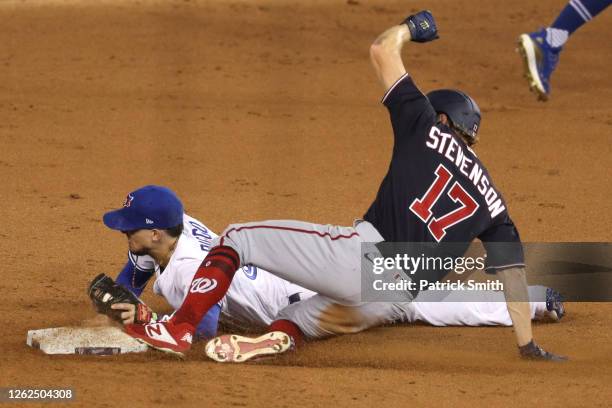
xmin=369 ymin=10 xmax=439 ymax=91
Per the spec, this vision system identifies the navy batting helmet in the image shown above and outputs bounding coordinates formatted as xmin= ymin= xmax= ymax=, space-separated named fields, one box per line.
xmin=426 ymin=89 xmax=481 ymax=142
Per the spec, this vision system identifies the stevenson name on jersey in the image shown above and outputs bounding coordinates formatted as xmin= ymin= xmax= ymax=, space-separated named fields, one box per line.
xmin=426 ymin=126 xmax=505 ymax=219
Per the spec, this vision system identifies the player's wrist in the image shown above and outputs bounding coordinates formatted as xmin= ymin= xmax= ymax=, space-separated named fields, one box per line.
xmin=396 ymin=23 xmax=412 ymax=42
xmin=134 ymin=303 xmax=155 ymax=324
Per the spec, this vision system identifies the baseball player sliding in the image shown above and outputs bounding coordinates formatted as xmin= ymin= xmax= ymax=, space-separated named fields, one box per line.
xmin=90 ymin=186 xmax=564 ymax=348
xmin=91 ymin=185 xmax=564 ymax=351
xmin=124 ymin=10 xmax=566 ymax=361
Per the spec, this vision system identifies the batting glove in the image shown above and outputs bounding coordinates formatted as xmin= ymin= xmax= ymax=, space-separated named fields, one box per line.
xmin=403 ymin=10 xmax=439 ymax=43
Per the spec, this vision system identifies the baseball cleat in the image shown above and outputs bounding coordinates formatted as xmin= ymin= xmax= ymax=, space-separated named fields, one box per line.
xmin=517 ymin=29 xmax=561 ymax=101
xmin=205 ymin=331 xmax=293 ymax=363
xmin=545 ymin=287 xmax=565 ymax=321
xmin=125 ymin=321 xmax=194 ymax=357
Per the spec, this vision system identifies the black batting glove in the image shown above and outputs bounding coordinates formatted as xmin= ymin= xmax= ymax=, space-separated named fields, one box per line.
xmin=519 ymin=340 xmax=567 ymax=362
xmin=403 ymin=10 xmax=439 ymax=43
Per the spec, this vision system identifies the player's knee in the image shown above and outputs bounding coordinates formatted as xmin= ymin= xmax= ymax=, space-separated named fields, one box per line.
xmin=318 ymin=304 xmax=369 ymax=335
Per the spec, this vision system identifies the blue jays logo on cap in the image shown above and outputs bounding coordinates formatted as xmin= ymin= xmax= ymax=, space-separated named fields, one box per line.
xmin=103 ymin=185 xmax=184 ymax=231
xmin=123 ymin=194 xmax=134 ymax=208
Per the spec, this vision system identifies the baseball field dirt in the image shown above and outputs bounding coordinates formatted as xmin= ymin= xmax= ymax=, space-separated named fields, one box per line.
xmin=1 ymin=0 xmax=611 ymax=406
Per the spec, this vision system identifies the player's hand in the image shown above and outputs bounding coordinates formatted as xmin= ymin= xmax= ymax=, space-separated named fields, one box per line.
xmin=518 ymin=340 xmax=567 ymax=361
xmin=111 ymin=303 xmax=137 ymax=325
xmin=403 ymin=10 xmax=439 ymax=43
xmin=110 ymin=303 xmax=155 ymax=325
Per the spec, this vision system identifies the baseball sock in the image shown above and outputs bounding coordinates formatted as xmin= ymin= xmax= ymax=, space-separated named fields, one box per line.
xmin=546 ymin=0 xmax=611 ymax=48
xmin=172 ymin=246 xmax=240 ymax=328
xmin=268 ymin=319 xmax=304 ymax=347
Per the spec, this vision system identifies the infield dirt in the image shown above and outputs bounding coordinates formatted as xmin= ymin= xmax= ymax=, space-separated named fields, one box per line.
xmin=1 ymin=1 xmax=611 ymax=407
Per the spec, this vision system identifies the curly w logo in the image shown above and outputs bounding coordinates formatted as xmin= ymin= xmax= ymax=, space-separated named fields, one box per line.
xmin=190 ymin=278 xmax=218 ymax=294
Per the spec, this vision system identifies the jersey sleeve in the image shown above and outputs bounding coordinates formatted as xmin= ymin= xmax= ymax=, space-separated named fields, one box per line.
xmin=478 ymin=215 xmax=525 ymax=274
xmin=382 ymin=74 xmax=436 ymax=146
xmin=115 ymin=252 xmax=156 ymax=297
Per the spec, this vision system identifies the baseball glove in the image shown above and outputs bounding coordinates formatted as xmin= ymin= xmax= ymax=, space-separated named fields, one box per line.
xmin=88 ymin=273 xmax=152 ymax=324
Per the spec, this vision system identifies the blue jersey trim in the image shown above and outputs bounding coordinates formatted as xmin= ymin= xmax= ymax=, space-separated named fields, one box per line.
xmin=116 ymin=260 xmax=154 ymax=297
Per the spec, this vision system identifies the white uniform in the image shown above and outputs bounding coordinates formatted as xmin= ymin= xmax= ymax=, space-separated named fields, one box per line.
xmin=277 ymin=285 xmax=549 ymax=338
xmin=129 ymin=214 xmax=548 ymax=339
xmin=130 ymin=214 xmax=315 ymax=331
xmin=399 ymin=286 xmax=548 ymax=327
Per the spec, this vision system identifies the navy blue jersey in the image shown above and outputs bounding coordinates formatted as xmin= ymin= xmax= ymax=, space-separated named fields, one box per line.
xmin=363 ymin=74 xmax=524 ymax=272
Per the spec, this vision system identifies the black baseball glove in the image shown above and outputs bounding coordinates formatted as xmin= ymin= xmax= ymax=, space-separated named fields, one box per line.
xmin=88 ymin=273 xmax=151 ymax=324
xmin=403 ymin=10 xmax=439 ymax=43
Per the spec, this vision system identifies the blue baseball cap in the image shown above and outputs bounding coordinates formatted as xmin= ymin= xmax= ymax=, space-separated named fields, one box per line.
xmin=103 ymin=185 xmax=184 ymax=231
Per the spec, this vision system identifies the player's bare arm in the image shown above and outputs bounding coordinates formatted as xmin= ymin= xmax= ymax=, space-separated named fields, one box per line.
xmin=370 ymin=10 xmax=438 ymax=91
xmin=498 ymin=267 xmax=533 ymax=345
xmin=369 ymin=25 xmax=411 ymax=90
xmin=500 ymin=267 xmax=566 ymax=360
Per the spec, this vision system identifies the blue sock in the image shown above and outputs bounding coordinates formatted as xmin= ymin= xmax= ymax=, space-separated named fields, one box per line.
xmin=551 ymin=0 xmax=612 ymax=34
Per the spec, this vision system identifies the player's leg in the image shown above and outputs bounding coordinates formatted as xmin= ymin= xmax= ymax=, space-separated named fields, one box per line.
xmin=213 ymin=284 xmax=319 ymax=359
xmin=205 ymin=295 xmax=404 ymax=363
xmin=396 ymin=286 xmax=562 ymax=326
xmin=518 ymin=0 xmax=611 ymax=100
xmin=220 ymin=267 xmax=317 ymax=333
xmin=216 ymin=220 xmax=367 ymax=300
xmin=216 ymin=220 xmax=410 ymax=302
xmin=277 ymin=295 xmax=404 ymax=338
xmin=549 ymin=0 xmax=611 ymax=37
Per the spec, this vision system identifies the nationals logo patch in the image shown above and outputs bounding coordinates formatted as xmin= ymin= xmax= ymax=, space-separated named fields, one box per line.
xmin=190 ymin=278 xmax=218 ymax=294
